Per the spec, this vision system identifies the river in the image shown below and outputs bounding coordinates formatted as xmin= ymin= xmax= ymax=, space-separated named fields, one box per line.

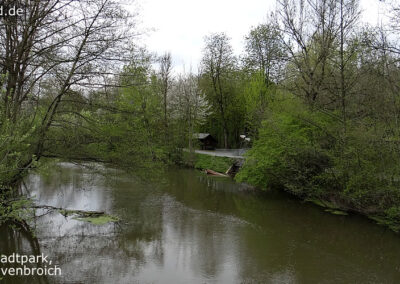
xmin=1 ymin=162 xmax=400 ymax=283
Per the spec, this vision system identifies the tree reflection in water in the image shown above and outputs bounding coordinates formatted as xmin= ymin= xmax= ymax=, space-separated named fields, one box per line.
xmin=1 ymin=163 xmax=400 ymax=283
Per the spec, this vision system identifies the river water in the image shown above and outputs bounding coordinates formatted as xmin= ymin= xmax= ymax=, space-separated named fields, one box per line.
xmin=1 ymin=162 xmax=400 ymax=283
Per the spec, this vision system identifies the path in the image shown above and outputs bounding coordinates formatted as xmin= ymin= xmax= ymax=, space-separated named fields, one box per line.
xmin=185 ymin=149 xmax=247 ymax=159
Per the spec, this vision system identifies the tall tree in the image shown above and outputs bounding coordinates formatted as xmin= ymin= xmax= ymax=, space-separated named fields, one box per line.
xmin=170 ymin=72 xmax=210 ymax=153
xmin=159 ymin=52 xmax=172 ymax=132
xmin=277 ymin=0 xmax=339 ymax=106
xmin=200 ymin=33 xmax=236 ymax=148
xmin=244 ymin=22 xmax=287 ymax=85
xmin=335 ymin=0 xmax=360 ymax=134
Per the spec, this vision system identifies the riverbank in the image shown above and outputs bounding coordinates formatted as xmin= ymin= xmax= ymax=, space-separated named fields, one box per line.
xmin=181 ymin=150 xmax=400 ymax=233
xmin=236 ymin=170 xmax=400 ymax=233
xmin=235 ymin=148 xmax=400 ymax=233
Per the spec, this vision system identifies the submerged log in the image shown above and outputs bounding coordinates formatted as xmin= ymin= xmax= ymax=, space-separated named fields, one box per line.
xmin=32 ymin=205 xmax=119 ymax=225
xmin=32 ymin=205 xmax=104 ymax=217
xmin=205 ymin=169 xmax=229 ymax=177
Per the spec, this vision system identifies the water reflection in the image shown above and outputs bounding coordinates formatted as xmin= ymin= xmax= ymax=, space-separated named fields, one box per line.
xmin=0 ymin=163 xmax=400 ymax=283
xmin=0 ymin=223 xmax=49 ymax=284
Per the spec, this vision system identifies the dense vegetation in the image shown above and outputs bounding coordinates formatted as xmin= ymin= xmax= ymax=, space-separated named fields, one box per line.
xmin=2 ymin=0 xmax=400 ymax=230
xmin=235 ymin=1 xmax=400 ymax=230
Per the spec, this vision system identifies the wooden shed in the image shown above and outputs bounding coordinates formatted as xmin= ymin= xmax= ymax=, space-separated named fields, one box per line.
xmin=193 ymin=133 xmax=217 ymax=150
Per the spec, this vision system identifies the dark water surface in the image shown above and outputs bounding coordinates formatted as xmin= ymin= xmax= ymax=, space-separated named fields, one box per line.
xmin=1 ymin=163 xmax=400 ymax=283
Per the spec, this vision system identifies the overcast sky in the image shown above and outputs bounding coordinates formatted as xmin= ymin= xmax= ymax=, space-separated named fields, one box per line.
xmin=133 ymin=0 xmax=388 ymax=73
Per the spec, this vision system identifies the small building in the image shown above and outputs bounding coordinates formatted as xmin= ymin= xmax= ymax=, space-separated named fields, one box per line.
xmin=193 ymin=133 xmax=217 ymax=150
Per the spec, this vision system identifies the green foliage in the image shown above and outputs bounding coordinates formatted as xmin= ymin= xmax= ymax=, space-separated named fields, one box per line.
xmin=236 ymin=90 xmax=400 ymax=230
xmin=0 ymin=195 xmax=33 ymax=226
xmin=0 ymin=119 xmax=39 ymax=188
xmin=236 ymin=94 xmax=334 ymax=196
xmin=241 ymin=72 xmax=273 ymax=139
xmin=337 ymin=126 xmax=400 ymax=212
xmin=42 ymin=49 xmax=169 ymax=178
xmin=244 ymin=23 xmax=286 ymax=84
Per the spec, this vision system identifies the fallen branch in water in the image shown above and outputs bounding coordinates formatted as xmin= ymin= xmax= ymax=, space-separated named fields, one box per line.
xmin=32 ymin=205 xmax=119 ymax=225
xmin=32 ymin=205 xmax=104 ymax=217
xmin=205 ymin=169 xmax=229 ymax=177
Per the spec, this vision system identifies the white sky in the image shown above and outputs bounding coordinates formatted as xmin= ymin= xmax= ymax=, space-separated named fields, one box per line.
xmin=133 ymin=0 xmax=388 ymax=73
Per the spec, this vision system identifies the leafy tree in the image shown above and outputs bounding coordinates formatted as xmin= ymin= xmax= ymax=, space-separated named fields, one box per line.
xmin=0 ymin=0 xmax=134 ymax=186
xmin=244 ymin=22 xmax=287 ymax=85
xmin=169 ymin=72 xmax=211 ymax=153
xmin=200 ymin=33 xmax=237 ymax=148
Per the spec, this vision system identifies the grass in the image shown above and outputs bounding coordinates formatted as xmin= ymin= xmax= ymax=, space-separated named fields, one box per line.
xmin=183 ymin=151 xmax=234 ymax=173
xmin=73 ymin=215 xmax=119 ymax=225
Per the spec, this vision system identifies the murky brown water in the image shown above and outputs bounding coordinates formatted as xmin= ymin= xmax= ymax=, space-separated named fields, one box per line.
xmin=1 ymin=162 xmax=400 ymax=283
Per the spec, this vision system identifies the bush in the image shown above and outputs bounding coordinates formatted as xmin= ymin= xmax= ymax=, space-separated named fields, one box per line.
xmin=236 ymin=95 xmax=335 ymax=197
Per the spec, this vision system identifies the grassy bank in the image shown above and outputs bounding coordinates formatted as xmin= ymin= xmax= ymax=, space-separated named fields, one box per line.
xmin=182 ymin=151 xmax=234 ymax=174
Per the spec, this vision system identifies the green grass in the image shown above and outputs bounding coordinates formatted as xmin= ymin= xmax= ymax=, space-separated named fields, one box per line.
xmin=183 ymin=152 xmax=234 ymax=173
xmin=73 ymin=215 xmax=119 ymax=225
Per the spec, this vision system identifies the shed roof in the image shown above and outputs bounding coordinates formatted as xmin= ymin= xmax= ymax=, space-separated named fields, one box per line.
xmin=193 ymin=133 xmax=212 ymax=139
xmin=193 ymin=133 xmax=217 ymax=142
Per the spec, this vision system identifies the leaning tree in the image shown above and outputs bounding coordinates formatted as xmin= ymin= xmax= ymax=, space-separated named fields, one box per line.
xmin=0 ymin=0 xmax=135 ymax=186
